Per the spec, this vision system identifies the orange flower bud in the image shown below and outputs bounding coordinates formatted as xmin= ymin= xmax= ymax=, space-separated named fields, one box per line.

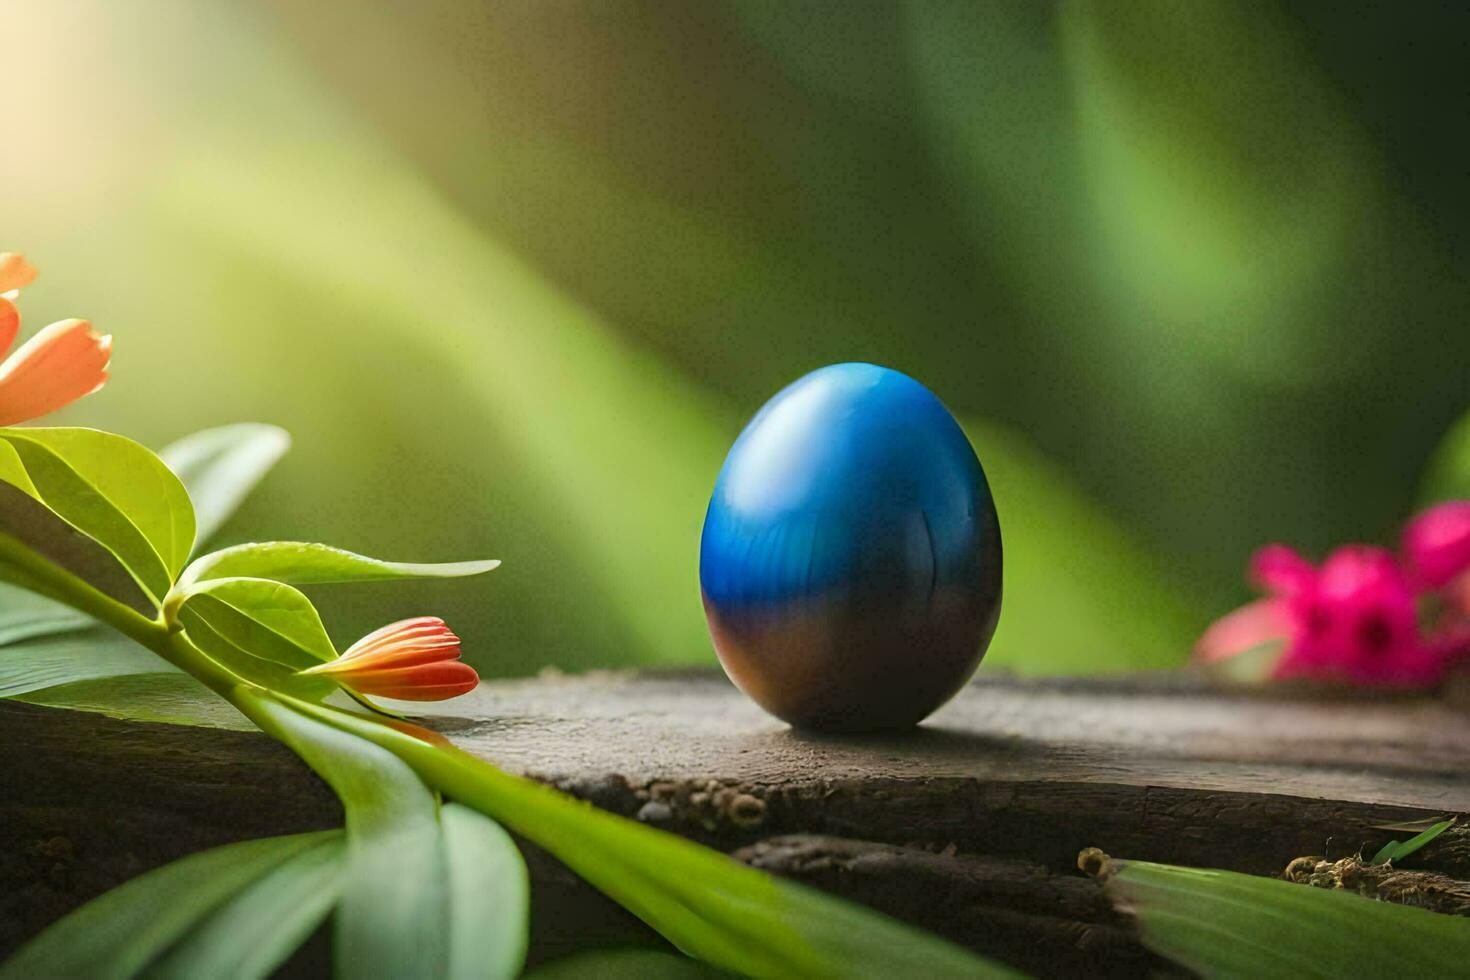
xmin=300 ymin=616 xmax=479 ymax=701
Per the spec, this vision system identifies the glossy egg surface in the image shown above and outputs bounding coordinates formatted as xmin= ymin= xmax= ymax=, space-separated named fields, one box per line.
xmin=700 ymin=363 xmax=1002 ymax=731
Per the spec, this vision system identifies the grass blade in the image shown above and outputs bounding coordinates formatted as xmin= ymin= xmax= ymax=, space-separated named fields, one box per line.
xmin=146 ymin=832 xmax=344 ymax=979
xmin=256 ymin=698 xmax=530 ymax=980
xmin=0 ymin=832 xmax=334 ymax=980
xmin=1098 ymin=855 xmax=1470 ymax=978
xmin=260 ymin=698 xmax=449 ymax=980
xmin=442 ymin=804 xmax=529 ymax=980
xmin=267 ymin=695 xmax=1014 ymax=978
xmin=1372 ymin=818 xmax=1454 ymax=865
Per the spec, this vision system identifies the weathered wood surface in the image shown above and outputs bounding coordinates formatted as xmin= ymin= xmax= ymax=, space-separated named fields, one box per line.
xmin=4 ymin=670 xmax=1470 ymax=975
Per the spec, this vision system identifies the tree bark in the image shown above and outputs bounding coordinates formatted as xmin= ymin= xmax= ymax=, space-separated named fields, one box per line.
xmin=3 ymin=670 xmax=1468 ymax=975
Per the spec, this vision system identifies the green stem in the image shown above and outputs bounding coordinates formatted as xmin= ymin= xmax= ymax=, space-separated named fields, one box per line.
xmin=0 ymin=531 xmax=160 ymax=649
xmin=0 ymin=531 xmax=247 ymax=697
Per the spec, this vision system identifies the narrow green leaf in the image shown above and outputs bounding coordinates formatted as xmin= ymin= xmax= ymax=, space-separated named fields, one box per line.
xmin=18 ymin=672 xmax=251 ymax=729
xmin=1102 ymin=858 xmax=1470 ymax=977
xmin=160 ymin=424 xmax=290 ymax=551
xmin=147 ymin=832 xmax=344 ymax=980
xmin=1370 ymin=816 xmax=1453 ymax=834
xmin=178 ymin=577 xmax=337 ymax=667
xmin=485 ymin=752 xmax=1007 ymax=976
xmin=0 ymin=583 xmax=90 ymax=645
xmin=256 ymin=698 xmax=452 ymax=980
xmin=526 ymin=948 xmax=727 ymax=979
xmin=2 ymin=428 xmax=196 ymax=584
xmin=441 ymin=804 xmax=529 ymax=980
xmin=181 ymin=541 xmax=499 ymax=590
xmin=0 ymin=831 xmax=335 ymax=980
xmin=252 ymin=698 xmax=532 ymax=980
xmin=1372 ymin=819 xmax=1454 ymax=866
xmin=0 ymin=481 xmax=154 ymax=614
xmin=0 ymin=629 xmax=171 ymax=698
xmin=312 ymin=700 xmax=1014 ymax=979
xmin=1369 ymin=840 xmax=1399 ymax=865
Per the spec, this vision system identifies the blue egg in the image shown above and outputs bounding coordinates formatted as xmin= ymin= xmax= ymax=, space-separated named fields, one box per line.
xmin=700 ymin=363 xmax=1002 ymax=731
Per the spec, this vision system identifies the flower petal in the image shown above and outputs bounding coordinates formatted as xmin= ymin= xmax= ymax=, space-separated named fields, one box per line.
xmin=340 ymin=661 xmax=480 ymax=701
xmin=0 ymin=253 xmax=38 ymax=295
xmin=1402 ymin=500 xmax=1470 ymax=592
xmin=1194 ymin=598 xmax=1291 ymax=664
xmin=0 ymin=319 xmax=111 ymax=426
xmin=316 ymin=615 xmax=462 ymax=674
xmin=1248 ymin=544 xmax=1316 ymax=596
xmin=341 ymin=616 xmax=456 ymax=660
xmin=1272 ymin=545 xmax=1443 ymax=687
xmin=0 ymin=296 xmax=17 ymax=358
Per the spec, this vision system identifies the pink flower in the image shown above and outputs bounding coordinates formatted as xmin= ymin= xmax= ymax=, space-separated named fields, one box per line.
xmin=0 ymin=252 xmax=112 ymax=426
xmin=299 ymin=616 xmax=479 ymax=701
xmin=1403 ymin=501 xmax=1470 ymax=592
xmin=1196 ymin=503 xmax=1470 ymax=688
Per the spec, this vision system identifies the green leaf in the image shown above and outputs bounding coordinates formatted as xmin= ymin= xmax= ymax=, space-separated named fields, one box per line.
xmin=1 ymin=434 xmax=172 ymax=601
xmin=441 ymin=804 xmax=530 ymax=980
xmin=161 ymin=423 xmax=291 ymax=551
xmin=0 ymin=438 xmax=38 ymax=495
xmin=0 ymin=424 xmax=278 ymax=650
xmin=181 ymin=541 xmax=499 ymax=590
xmin=1368 ymin=840 xmax=1398 ymax=866
xmin=0 ymin=629 xmax=172 ymax=698
xmin=147 ymin=832 xmax=344 ymax=980
xmin=526 ymin=948 xmax=728 ymax=979
xmin=1370 ymin=816 xmax=1453 ymax=834
xmin=1418 ymin=408 xmax=1470 ymax=505
xmin=0 ymin=583 xmax=90 ymax=645
xmin=1371 ymin=818 xmax=1454 ymax=866
xmin=177 ymin=577 xmax=337 ymax=668
xmin=252 ymin=697 xmax=531 ymax=980
xmin=360 ymin=705 xmax=1014 ymax=979
xmin=0 ymin=478 xmax=154 ymax=615
xmin=1 ymin=428 xmax=196 ymax=592
xmin=0 ymin=425 xmax=286 ymax=651
xmin=1101 ymin=857 xmax=1470 ymax=977
xmin=176 ymin=600 xmax=336 ymax=700
xmin=523 ymin=777 xmax=1011 ymax=976
xmin=0 ymin=831 xmax=338 ymax=980
xmin=18 ymin=672 xmax=251 ymax=729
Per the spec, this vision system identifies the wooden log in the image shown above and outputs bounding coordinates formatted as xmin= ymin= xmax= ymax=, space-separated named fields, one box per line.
xmin=3 ymin=670 xmax=1469 ymax=975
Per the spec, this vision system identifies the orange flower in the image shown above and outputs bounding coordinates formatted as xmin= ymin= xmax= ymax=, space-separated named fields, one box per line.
xmin=0 ymin=252 xmax=111 ymax=427
xmin=300 ymin=616 xmax=479 ymax=701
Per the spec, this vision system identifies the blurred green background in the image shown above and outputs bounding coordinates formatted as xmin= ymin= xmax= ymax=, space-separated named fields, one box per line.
xmin=4 ymin=1 xmax=1466 ymax=678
